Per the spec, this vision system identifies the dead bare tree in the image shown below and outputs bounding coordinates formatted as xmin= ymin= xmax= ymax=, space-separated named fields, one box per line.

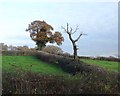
xmin=62 ymin=23 xmax=87 ymax=62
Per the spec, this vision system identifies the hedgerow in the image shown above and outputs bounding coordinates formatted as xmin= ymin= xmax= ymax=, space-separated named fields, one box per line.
xmin=2 ymin=70 xmax=120 ymax=94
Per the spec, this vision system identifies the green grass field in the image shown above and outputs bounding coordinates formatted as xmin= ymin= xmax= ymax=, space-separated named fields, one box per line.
xmin=81 ymin=59 xmax=118 ymax=72
xmin=2 ymin=56 xmax=119 ymax=77
xmin=2 ymin=56 xmax=67 ymax=75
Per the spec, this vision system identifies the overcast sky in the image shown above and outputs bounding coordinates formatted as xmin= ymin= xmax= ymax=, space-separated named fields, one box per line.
xmin=0 ymin=0 xmax=118 ymax=57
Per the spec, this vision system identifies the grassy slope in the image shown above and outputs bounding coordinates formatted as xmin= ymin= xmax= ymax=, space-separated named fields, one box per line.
xmin=2 ymin=56 xmax=67 ymax=75
xmin=2 ymin=56 xmax=118 ymax=75
xmin=81 ymin=59 xmax=118 ymax=72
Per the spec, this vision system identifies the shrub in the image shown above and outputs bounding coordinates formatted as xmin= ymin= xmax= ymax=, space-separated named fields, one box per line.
xmin=63 ymin=52 xmax=71 ymax=57
xmin=35 ymin=51 xmax=64 ymax=64
xmin=58 ymin=58 xmax=78 ymax=75
xmin=42 ymin=45 xmax=63 ymax=55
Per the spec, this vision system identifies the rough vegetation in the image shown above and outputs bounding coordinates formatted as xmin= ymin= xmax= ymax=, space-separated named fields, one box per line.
xmin=2 ymin=51 xmax=120 ymax=94
xmin=2 ymin=69 xmax=120 ymax=94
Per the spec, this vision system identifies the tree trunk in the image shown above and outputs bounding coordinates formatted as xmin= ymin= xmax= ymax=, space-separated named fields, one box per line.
xmin=73 ymin=43 xmax=78 ymax=62
xmin=37 ymin=42 xmax=46 ymax=50
xmin=37 ymin=43 xmax=41 ymax=50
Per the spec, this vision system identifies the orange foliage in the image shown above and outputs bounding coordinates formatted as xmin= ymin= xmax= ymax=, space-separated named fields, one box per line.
xmin=26 ymin=20 xmax=64 ymax=50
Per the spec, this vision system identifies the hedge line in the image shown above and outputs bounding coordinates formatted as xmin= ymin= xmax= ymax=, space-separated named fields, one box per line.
xmin=35 ymin=51 xmax=119 ymax=76
xmin=35 ymin=51 xmax=64 ymax=64
xmin=2 ymin=50 xmax=119 ymax=62
xmin=2 ymin=71 xmax=120 ymax=94
xmin=2 ymin=51 xmax=37 ymax=56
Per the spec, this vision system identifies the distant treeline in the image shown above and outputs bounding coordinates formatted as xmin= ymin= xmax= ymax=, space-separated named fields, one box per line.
xmin=78 ymin=56 xmax=120 ymax=62
xmin=0 ymin=43 xmax=36 ymax=51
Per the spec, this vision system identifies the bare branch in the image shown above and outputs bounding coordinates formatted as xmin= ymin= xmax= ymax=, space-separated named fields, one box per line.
xmin=74 ymin=32 xmax=87 ymax=42
xmin=67 ymin=23 xmax=69 ymax=33
xmin=74 ymin=33 xmax=82 ymax=42
xmin=61 ymin=23 xmax=72 ymax=35
xmin=68 ymin=33 xmax=74 ymax=43
xmin=61 ymin=26 xmax=67 ymax=32
xmin=72 ymin=25 xmax=79 ymax=34
xmin=70 ymin=27 xmax=73 ymax=33
xmin=82 ymin=33 xmax=87 ymax=35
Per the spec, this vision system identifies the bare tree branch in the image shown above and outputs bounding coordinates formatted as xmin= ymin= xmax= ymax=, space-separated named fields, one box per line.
xmin=74 ymin=33 xmax=83 ymax=42
xmin=74 ymin=32 xmax=87 ymax=42
xmin=68 ymin=33 xmax=74 ymax=43
xmin=82 ymin=33 xmax=87 ymax=35
xmin=67 ymin=23 xmax=69 ymax=33
xmin=61 ymin=26 xmax=67 ymax=32
xmin=61 ymin=23 xmax=72 ymax=35
xmin=70 ymin=27 xmax=73 ymax=33
xmin=72 ymin=25 xmax=79 ymax=34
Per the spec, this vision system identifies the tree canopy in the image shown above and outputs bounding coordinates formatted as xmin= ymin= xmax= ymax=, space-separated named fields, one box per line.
xmin=26 ymin=20 xmax=64 ymax=50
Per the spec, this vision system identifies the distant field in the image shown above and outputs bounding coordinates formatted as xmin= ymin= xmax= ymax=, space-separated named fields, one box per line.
xmin=81 ymin=59 xmax=119 ymax=72
xmin=2 ymin=56 xmax=66 ymax=75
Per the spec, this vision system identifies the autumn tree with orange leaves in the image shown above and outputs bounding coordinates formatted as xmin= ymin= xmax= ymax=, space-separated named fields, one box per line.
xmin=26 ymin=20 xmax=64 ymax=50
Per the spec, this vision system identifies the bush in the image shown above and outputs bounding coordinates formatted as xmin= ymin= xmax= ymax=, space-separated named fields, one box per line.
xmin=42 ymin=45 xmax=63 ymax=55
xmin=58 ymin=58 xmax=77 ymax=75
xmin=63 ymin=52 xmax=71 ymax=57
xmin=36 ymin=51 xmax=63 ymax=64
